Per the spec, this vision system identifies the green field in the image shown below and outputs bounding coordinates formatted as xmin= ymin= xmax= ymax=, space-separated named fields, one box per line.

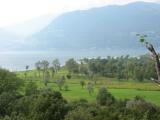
xmin=17 ymin=69 xmax=160 ymax=105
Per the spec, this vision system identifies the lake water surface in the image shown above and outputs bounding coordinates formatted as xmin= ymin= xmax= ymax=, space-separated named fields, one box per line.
xmin=0 ymin=49 xmax=146 ymax=71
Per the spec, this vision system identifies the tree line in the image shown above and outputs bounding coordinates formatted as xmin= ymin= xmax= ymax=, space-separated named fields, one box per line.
xmin=65 ymin=55 xmax=157 ymax=82
xmin=27 ymin=54 xmax=157 ymax=84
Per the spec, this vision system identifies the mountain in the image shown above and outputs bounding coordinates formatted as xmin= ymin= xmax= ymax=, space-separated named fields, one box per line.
xmin=4 ymin=14 xmax=55 ymax=37
xmin=28 ymin=2 xmax=160 ymax=53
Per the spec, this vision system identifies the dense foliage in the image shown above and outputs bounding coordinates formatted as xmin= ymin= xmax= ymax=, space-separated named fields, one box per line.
xmin=65 ymin=55 xmax=157 ymax=81
xmin=0 ymin=66 xmax=160 ymax=120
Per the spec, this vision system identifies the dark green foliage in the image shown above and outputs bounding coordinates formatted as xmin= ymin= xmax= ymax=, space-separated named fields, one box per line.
xmin=0 ymin=69 xmax=23 ymax=94
xmin=44 ymin=71 xmax=50 ymax=86
xmin=56 ymin=76 xmax=65 ymax=90
xmin=65 ymin=59 xmax=79 ymax=74
xmin=78 ymin=55 xmax=156 ymax=81
xmin=97 ymin=87 xmax=115 ymax=106
xmin=66 ymin=74 xmax=71 ymax=79
xmin=29 ymin=90 xmax=69 ymax=120
xmin=35 ymin=61 xmax=42 ymax=78
xmin=80 ymin=80 xmax=85 ymax=89
xmin=50 ymin=67 xmax=55 ymax=78
xmin=64 ymin=107 xmax=94 ymax=120
xmin=25 ymin=81 xmax=38 ymax=96
xmin=64 ymin=84 xmax=69 ymax=91
xmin=52 ymin=59 xmax=61 ymax=72
xmin=65 ymin=56 xmax=156 ymax=81
xmin=0 ymin=68 xmax=160 ymax=120
xmin=86 ymin=82 xmax=94 ymax=95
xmin=0 ymin=92 xmax=17 ymax=116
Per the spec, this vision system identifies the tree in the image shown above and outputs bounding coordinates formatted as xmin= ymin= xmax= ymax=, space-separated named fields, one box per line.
xmin=65 ymin=107 xmax=94 ymax=120
xmin=56 ymin=76 xmax=65 ymax=90
xmin=66 ymin=74 xmax=71 ymax=79
xmin=0 ymin=69 xmax=23 ymax=94
xmin=65 ymin=59 xmax=79 ymax=74
xmin=96 ymin=87 xmax=115 ymax=106
xmin=52 ymin=59 xmax=60 ymax=73
xmin=137 ymin=34 xmax=160 ymax=84
xmin=25 ymin=81 xmax=38 ymax=96
xmin=24 ymin=65 xmax=29 ymax=80
xmin=64 ymin=84 xmax=69 ymax=91
xmin=44 ymin=71 xmax=50 ymax=86
xmin=79 ymin=61 xmax=88 ymax=75
xmin=29 ymin=90 xmax=69 ymax=120
xmin=80 ymin=80 xmax=85 ymax=89
xmin=50 ymin=67 xmax=55 ymax=79
xmin=35 ymin=61 xmax=41 ymax=78
xmin=0 ymin=92 xmax=17 ymax=116
xmin=86 ymin=82 xmax=94 ymax=95
xmin=134 ymin=66 xmax=144 ymax=81
xmin=0 ymin=69 xmax=23 ymax=116
xmin=41 ymin=60 xmax=49 ymax=81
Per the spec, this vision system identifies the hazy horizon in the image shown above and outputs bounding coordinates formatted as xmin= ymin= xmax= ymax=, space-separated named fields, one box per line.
xmin=0 ymin=1 xmax=160 ymax=70
xmin=0 ymin=0 xmax=159 ymax=36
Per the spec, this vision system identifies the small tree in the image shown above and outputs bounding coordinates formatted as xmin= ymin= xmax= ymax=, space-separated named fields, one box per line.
xmin=80 ymin=80 xmax=85 ymax=89
xmin=25 ymin=81 xmax=38 ymax=96
xmin=65 ymin=59 xmax=79 ymax=74
xmin=64 ymin=84 xmax=69 ymax=91
xmin=35 ymin=61 xmax=41 ymax=78
xmin=137 ymin=34 xmax=160 ymax=84
xmin=96 ymin=87 xmax=115 ymax=106
xmin=50 ymin=67 xmax=55 ymax=79
xmin=0 ymin=69 xmax=23 ymax=94
xmin=41 ymin=60 xmax=49 ymax=81
xmin=44 ymin=71 xmax=50 ymax=86
xmin=24 ymin=65 xmax=29 ymax=80
xmin=86 ymin=82 xmax=94 ymax=95
xmin=52 ymin=59 xmax=60 ymax=73
xmin=65 ymin=107 xmax=94 ymax=120
xmin=66 ymin=74 xmax=71 ymax=79
xmin=56 ymin=76 xmax=65 ymax=90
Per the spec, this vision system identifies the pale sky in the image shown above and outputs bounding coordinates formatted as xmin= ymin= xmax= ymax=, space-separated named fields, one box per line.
xmin=0 ymin=0 xmax=159 ymax=27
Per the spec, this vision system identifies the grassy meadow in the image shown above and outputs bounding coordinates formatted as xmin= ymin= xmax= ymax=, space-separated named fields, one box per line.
xmin=16 ymin=68 xmax=160 ymax=106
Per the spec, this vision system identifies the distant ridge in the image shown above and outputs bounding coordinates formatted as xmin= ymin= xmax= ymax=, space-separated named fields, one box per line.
xmin=27 ymin=2 xmax=160 ymax=52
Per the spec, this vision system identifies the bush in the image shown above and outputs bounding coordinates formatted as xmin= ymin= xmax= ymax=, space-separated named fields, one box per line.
xmin=0 ymin=92 xmax=17 ymax=116
xmin=126 ymin=96 xmax=159 ymax=120
xmin=80 ymin=80 xmax=85 ymax=89
xmin=66 ymin=74 xmax=71 ymax=79
xmin=64 ymin=84 xmax=69 ymax=91
xmin=25 ymin=81 xmax=38 ymax=96
xmin=0 ymin=69 xmax=23 ymax=94
xmin=96 ymin=87 xmax=115 ymax=106
xmin=65 ymin=107 xmax=94 ymax=120
xmin=29 ymin=90 xmax=69 ymax=120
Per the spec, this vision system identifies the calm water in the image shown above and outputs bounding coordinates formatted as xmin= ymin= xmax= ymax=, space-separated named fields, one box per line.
xmin=0 ymin=49 xmax=146 ymax=71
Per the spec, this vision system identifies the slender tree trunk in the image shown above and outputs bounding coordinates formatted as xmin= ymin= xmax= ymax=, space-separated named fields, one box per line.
xmin=145 ymin=42 xmax=160 ymax=84
xmin=38 ymin=71 xmax=40 ymax=78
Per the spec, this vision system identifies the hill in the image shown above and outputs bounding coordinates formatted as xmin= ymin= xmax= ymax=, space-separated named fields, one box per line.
xmin=28 ymin=2 xmax=160 ymax=53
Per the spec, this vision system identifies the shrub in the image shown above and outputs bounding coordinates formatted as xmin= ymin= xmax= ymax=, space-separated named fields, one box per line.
xmin=86 ymin=82 xmax=94 ymax=95
xmin=64 ymin=84 xmax=69 ymax=91
xmin=0 ymin=69 xmax=23 ymax=94
xmin=96 ymin=87 xmax=115 ymax=106
xmin=66 ymin=74 xmax=71 ymax=79
xmin=25 ymin=81 xmax=38 ymax=96
xmin=65 ymin=107 xmax=94 ymax=120
xmin=80 ymin=80 xmax=85 ymax=89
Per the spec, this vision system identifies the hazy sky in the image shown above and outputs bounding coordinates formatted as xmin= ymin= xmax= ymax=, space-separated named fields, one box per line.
xmin=0 ymin=0 xmax=159 ymax=27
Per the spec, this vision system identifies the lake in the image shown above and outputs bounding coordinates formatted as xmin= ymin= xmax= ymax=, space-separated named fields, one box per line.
xmin=0 ymin=49 xmax=146 ymax=71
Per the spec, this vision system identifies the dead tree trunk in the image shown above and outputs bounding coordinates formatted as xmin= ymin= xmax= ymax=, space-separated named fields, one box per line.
xmin=145 ymin=42 xmax=160 ymax=84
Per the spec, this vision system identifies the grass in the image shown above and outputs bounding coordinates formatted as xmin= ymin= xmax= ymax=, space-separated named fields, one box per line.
xmin=17 ymin=69 xmax=160 ymax=106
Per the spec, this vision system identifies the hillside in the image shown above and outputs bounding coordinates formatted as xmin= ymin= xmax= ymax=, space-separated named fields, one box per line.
xmin=28 ymin=2 xmax=160 ymax=52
